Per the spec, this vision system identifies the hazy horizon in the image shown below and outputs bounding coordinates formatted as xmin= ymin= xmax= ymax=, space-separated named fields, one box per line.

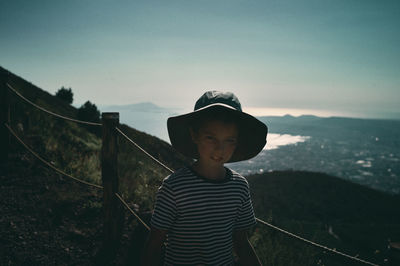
xmin=1 ymin=0 xmax=399 ymax=120
xmin=97 ymin=100 xmax=399 ymax=120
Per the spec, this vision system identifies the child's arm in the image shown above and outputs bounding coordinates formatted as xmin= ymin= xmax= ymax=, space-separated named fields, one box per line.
xmin=141 ymin=227 xmax=168 ymax=266
xmin=233 ymin=229 xmax=262 ymax=266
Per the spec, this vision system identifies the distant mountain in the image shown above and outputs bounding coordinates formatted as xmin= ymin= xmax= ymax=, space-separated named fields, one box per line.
xmin=260 ymin=114 xmax=400 ymax=138
xmin=100 ymin=102 xmax=171 ymax=113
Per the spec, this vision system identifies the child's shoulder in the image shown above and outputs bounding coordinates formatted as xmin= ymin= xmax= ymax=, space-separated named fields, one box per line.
xmin=227 ymin=167 xmax=250 ymax=185
xmin=162 ymin=166 xmax=193 ymax=184
xmin=162 ymin=166 xmax=249 ymax=188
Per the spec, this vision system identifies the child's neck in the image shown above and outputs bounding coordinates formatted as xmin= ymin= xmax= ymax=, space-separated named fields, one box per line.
xmin=192 ymin=161 xmax=226 ymax=180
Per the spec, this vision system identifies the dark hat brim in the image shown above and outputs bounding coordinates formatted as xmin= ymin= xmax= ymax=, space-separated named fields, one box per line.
xmin=167 ymin=104 xmax=268 ymax=163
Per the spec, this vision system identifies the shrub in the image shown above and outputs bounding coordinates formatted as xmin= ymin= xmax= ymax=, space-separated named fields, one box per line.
xmin=77 ymin=101 xmax=100 ymax=123
xmin=55 ymin=87 xmax=73 ymax=104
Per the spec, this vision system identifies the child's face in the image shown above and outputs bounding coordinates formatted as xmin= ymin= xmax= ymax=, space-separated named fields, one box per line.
xmin=191 ymin=120 xmax=238 ymax=167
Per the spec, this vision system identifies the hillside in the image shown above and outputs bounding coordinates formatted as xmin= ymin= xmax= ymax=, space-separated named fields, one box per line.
xmin=0 ymin=66 xmax=191 ymax=264
xmin=1 ymin=66 xmax=399 ymax=265
xmin=1 ymin=66 xmax=192 ymax=206
xmin=247 ymin=171 xmax=400 ymax=265
xmin=248 ymin=171 xmax=400 ymax=223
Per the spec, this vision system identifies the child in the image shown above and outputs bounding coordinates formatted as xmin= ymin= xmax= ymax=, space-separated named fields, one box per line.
xmin=142 ymin=91 xmax=268 ymax=265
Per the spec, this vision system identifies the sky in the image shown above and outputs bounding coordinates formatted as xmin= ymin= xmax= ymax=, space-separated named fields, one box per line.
xmin=1 ymin=0 xmax=399 ymax=119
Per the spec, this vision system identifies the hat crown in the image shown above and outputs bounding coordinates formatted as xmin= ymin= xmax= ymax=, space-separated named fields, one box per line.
xmin=194 ymin=91 xmax=242 ymax=111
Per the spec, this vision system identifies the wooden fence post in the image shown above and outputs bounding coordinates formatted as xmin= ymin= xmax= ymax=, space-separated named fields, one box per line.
xmin=0 ymin=71 xmax=9 ymax=168
xmin=101 ymin=112 xmax=124 ymax=260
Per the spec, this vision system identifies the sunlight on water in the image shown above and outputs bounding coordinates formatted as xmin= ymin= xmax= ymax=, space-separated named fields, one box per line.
xmin=265 ymin=133 xmax=311 ymax=150
xmin=244 ymin=107 xmax=352 ymax=118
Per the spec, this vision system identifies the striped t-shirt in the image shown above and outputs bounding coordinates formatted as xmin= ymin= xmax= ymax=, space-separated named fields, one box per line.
xmin=151 ymin=166 xmax=256 ymax=265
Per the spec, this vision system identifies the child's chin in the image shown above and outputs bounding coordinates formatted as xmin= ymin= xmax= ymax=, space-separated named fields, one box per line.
xmin=211 ymin=160 xmax=229 ymax=167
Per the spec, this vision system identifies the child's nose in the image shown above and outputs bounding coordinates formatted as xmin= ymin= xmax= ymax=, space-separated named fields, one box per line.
xmin=214 ymin=141 xmax=226 ymax=152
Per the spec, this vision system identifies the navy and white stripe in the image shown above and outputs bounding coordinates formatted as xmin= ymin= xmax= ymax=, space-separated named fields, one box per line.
xmin=151 ymin=166 xmax=256 ymax=265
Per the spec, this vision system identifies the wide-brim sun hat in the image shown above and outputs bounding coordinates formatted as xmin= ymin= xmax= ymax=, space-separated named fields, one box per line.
xmin=167 ymin=91 xmax=268 ymax=163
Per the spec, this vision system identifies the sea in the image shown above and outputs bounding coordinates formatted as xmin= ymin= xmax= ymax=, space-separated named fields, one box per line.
xmin=100 ymin=104 xmax=400 ymax=194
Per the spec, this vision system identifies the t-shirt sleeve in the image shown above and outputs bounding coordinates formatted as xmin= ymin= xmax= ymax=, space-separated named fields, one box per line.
xmin=234 ymin=182 xmax=257 ymax=230
xmin=150 ymin=179 xmax=177 ymax=230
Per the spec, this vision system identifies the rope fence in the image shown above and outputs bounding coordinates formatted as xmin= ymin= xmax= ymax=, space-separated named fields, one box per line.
xmin=256 ymin=218 xmax=379 ymax=266
xmin=115 ymin=192 xmax=151 ymax=231
xmin=6 ymin=121 xmax=151 ymax=238
xmin=116 ymin=127 xmax=175 ymax=173
xmin=7 ymin=83 xmax=102 ymax=126
xmin=3 ymin=82 xmax=382 ymax=266
xmin=5 ymin=123 xmax=103 ymax=189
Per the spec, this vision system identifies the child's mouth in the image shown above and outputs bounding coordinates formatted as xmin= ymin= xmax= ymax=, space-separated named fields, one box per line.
xmin=211 ymin=156 xmax=223 ymax=162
